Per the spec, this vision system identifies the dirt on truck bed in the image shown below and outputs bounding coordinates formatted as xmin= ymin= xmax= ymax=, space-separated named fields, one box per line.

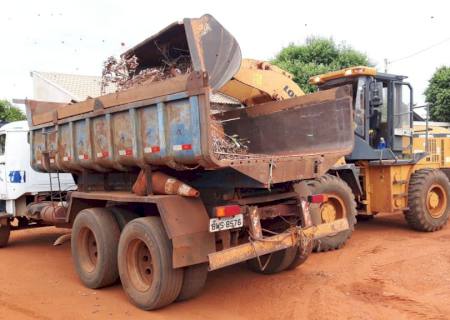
xmin=1 ymin=213 xmax=450 ymax=320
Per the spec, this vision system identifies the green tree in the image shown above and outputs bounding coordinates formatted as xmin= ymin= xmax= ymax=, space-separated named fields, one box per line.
xmin=425 ymin=66 xmax=450 ymax=122
xmin=272 ymin=37 xmax=372 ymax=93
xmin=0 ymin=100 xmax=26 ymax=122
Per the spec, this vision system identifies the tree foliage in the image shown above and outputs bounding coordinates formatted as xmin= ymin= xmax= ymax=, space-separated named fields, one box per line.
xmin=425 ymin=66 xmax=450 ymax=122
xmin=0 ymin=100 xmax=26 ymax=122
xmin=272 ymin=37 xmax=372 ymax=93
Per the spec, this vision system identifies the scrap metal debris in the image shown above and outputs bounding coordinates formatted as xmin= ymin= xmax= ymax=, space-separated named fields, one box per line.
xmin=210 ymin=119 xmax=250 ymax=160
xmin=101 ymin=48 xmax=192 ymax=94
xmin=100 ymin=44 xmax=249 ymax=160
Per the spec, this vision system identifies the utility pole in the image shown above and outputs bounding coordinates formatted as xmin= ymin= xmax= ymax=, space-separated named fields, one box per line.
xmin=384 ymin=58 xmax=388 ymax=73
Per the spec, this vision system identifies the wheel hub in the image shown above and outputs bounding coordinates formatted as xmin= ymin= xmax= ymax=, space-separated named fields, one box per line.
xmin=126 ymin=239 xmax=154 ymax=292
xmin=320 ymin=195 xmax=346 ymax=223
xmin=427 ymin=184 xmax=447 ymax=218
xmin=321 ymin=203 xmax=337 ymax=223
xmin=78 ymin=227 xmax=98 ymax=273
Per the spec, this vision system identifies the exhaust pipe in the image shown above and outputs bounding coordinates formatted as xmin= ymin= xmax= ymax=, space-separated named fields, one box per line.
xmin=26 ymin=202 xmax=68 ymax=224
xmin=132 ymin=170 xmax=200 ymax=197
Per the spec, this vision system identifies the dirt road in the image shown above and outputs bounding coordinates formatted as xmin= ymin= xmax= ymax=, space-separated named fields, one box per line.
xmin=1 ymin=213 xmax=449 ymax=320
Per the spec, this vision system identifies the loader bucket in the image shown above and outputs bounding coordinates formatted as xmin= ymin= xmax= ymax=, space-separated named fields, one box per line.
xmin=122 ymin=14 xmax=242 ymax=91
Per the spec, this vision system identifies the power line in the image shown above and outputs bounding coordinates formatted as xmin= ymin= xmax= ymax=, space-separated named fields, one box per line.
xmin=388 ymin=36 xmax=450 ymax=65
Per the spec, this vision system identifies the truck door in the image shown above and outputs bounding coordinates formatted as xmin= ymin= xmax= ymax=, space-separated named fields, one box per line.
xmin=0 ymin=133 xmax=7 ymax=200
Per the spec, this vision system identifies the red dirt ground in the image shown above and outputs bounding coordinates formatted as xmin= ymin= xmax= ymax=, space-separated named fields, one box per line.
xmin=1 ymin=213 xmax=449 ymax=320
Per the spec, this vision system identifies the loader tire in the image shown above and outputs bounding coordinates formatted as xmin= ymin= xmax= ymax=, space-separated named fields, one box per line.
xmin=246 ymin=246 xmax=298 ymax=274
xmin=118 ymin=217 xmax=183 ymax=310
xmin=110 ymin=207 xmax=140 ymax=231
xmin=405 ymin=169 xmax=450 ymax=231
xmin=176 ymin=263 xmax=208 ymax=302
xmin=71 ymin=208 xmax=121 ymax=289
xmin=308 ymin=175 xmax=357 ymax=252
xmin=0 ymin=220 xmax=10 ymax=248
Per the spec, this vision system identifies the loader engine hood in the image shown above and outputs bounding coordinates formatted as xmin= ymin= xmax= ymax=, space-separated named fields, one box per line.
xmin=122 ymin=14 xmax=242 ymax=91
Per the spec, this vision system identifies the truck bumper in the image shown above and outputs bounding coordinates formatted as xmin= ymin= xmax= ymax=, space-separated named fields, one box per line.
xmin=208 ymin=218 xmax=349 ymax=271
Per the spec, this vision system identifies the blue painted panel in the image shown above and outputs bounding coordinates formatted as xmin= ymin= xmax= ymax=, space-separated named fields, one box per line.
xmin=9 ymin=170 xmax=26 ymax=183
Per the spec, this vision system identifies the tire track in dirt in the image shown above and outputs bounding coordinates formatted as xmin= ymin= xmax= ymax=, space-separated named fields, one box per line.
xmin=0 ymin=290 xmax=51 ymax=320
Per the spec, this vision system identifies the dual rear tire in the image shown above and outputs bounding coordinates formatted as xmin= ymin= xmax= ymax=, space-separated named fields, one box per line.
xmin=72 ymin=210 xmax=205 ymax=310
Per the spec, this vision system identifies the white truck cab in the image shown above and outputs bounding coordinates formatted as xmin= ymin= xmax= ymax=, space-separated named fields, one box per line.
xmin=0 ymin=121 xmax=75 ymax=218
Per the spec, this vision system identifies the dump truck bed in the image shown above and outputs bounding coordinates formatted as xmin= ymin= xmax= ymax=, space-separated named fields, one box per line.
xmin=28 ymin=72 xmax=353 ymax=185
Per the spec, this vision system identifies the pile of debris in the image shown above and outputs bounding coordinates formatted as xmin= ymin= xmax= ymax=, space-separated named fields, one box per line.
xmin=100 ymin=54 xmax=192 ymax=93
xmin=210 ymin=119 xmax=249 ymax=160
xmin=100 ymin=51 xmax=249 ymax=160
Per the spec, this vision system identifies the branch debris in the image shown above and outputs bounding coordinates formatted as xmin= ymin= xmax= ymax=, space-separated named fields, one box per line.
xmin=210 ymin=119 xmax=249 ymax=159
xmin=100 ymin=44 xmax=249 ymax=160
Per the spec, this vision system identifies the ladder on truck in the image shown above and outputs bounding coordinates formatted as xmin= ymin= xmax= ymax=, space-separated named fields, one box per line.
xmin=42 ymin=152 xmax=64 ymax=204
xmin=41 ymin=129 xmax=65 ymax=205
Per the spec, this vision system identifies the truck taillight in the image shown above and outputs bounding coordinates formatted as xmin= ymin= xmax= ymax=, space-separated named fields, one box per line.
xmin=308 ymin=194 xmax=328 ymax=204
xmin=214 ymin=205 xmax=241 ymax=217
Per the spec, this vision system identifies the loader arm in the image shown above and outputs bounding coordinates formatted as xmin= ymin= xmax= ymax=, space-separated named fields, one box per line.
xmin=219 ymin=59 xmax=304 ymax=106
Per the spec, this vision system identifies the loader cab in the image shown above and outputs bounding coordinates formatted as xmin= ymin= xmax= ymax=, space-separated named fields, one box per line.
xmin=310 ymin=66 xmax=414 ymax=161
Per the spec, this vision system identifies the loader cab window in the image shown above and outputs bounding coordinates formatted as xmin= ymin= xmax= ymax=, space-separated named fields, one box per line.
xmin=354 ymin=77 xmax=366 ymax=138
xmin=0 ymin=134 xmax=5 ymax=156
xmin=368 ymin=82 xmax=389 ymax=149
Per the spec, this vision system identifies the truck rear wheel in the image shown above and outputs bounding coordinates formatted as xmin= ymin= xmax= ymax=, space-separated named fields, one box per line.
xmin=118 ymin=217 xmax=183 ymax=310
xmin=286 ymin=237 xmax=313 ymax=270
xmin=308 ymin=175 xmax=357 ymax=252
xmin=176 ymin=263 xmax=208 ymax=301
xmin=405 ymin=169 xmax=450 ymax=231
xmin=71 ymin=208 xmax=121 ymax=289
xmin=246 ymin=246 xmax=298 ymax=274
xmin=0 ymin=219 xmax=11 ymax=248
xmin=110 ymin=207 xmax=140 ymax=230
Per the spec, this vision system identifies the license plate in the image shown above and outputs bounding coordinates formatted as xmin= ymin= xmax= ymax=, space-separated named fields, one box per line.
xmin=209 ymin=214 xmax=244 ymax=232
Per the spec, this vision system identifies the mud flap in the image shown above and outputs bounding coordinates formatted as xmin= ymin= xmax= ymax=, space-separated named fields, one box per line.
xmin=155 ymin=196 xmax=216 ymax=268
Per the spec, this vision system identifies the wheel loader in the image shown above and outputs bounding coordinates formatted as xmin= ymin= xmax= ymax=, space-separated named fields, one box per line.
xmin=303 ymin=66 xmax=450 ymax=251
xmin=222 ymin=62 xmax=450 ymax=251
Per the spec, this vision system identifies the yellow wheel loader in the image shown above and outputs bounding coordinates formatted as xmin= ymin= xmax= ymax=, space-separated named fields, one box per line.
xmin=222 ymin=62 xmax=450 ymax=252
xmin=307 ymin=66 xmax=450 ymax=250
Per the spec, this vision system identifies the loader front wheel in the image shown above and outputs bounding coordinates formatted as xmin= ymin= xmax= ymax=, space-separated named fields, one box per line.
xmin=71 ymin=208 xmax=121 ymax=289
xmin=308 ymin=175 xmax=357 ymax=252
xmin=0 ymin=219 xmax=11 ymax=248
xmin=118 ymin=217 xmax=183 ymax=310
xmin=405 ymin=169 xmax=450 ymax=231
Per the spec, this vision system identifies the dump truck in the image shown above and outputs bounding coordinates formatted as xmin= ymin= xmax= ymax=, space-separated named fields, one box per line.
xmin=0 ymin=15 xmax=356 ymax=310
xmin=301 ymin=66 xmax=450 ymax=251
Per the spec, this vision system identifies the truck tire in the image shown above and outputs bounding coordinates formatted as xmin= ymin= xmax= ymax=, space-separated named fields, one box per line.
xmin=246 ymin=246 xmax=298 ymax=274
xmin=0 ymin=220 xmax=11 ymax=248
xmin=176 ymin=263 xmax=208 ymax=302
xmin=110 ymin=207 xmax=140 ymax=230
xmin=308 ymin=175 xmax=357 ymax=252
xmin=286 ymin=238 xmax=313 ymax=270
xmin=71 ymin=208 xmax=121 ymax=289
xmin=118 ymin=217 xmax=183 ymax=310
xmin=405 ymin=169 xmax=450 ymax=231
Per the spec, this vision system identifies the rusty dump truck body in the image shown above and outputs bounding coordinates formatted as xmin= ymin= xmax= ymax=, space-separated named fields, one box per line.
xmin=29 ymin=77 xmax=353 ymax=185
xmin=16 ymin=14 xmax=355 ymax=310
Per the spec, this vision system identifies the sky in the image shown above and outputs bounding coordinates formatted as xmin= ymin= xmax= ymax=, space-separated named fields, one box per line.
xmin=1 ymin=0 xmax=449 ymax=111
